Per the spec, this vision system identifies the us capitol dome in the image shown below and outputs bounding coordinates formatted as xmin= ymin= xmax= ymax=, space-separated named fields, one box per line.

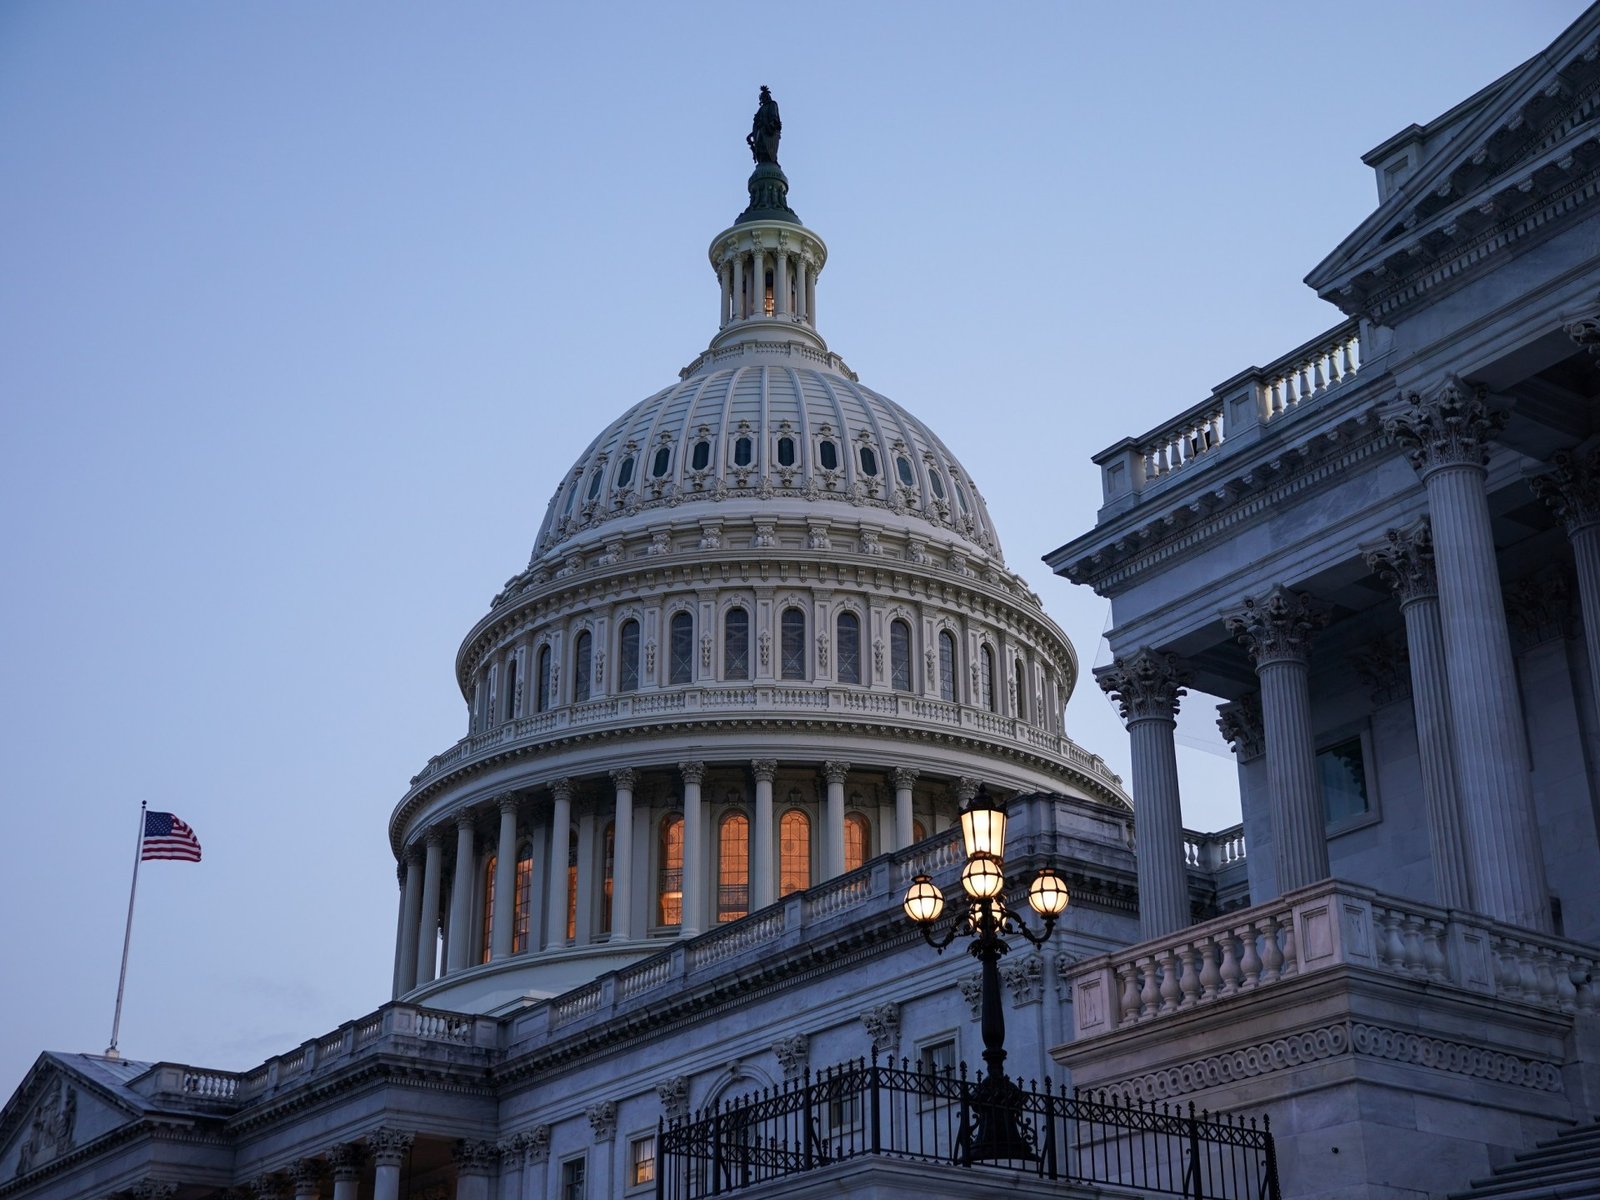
xmin=389 ymin=96 xmax=1129 ymax=1013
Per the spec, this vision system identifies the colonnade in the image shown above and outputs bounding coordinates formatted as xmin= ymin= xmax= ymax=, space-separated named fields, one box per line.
xmin=719 ymin=246 xmax=816 ymax=327
xmin=1098 ymin=377 xmax=1592 ymax=939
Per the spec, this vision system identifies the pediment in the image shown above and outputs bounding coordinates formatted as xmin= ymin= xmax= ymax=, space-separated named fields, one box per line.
xmin=1308 ymin=8 xmax=1600 ymax=319
xmin=0 ymin=1054 xmax=146 ymax=1184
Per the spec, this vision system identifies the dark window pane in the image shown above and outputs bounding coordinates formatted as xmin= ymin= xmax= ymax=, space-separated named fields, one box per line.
xmin=724 ymin=608 xmax=749 ymax=679
xmin=691 ymin=440 xmax=710 ymax=470
xmin=929 ymin=471 xmax=945 ymax=500
xmin=819 ymin=441 xmax=838 ymax=471
xmin=1319 ymin=738 xmax=1370 ymax=825
xmin=777 ymin=436 xmax=796 ymax=467
xmin=733 ymin=437 xmax=753 ymax=467
xmin=574 ymin=631 xmax=593 ymax=702
xmin=896 ymin=456 xmax=915 ymax=487
xmin=890 ymin=620 xmax=912 ymax=692
xmin=669 ymin=612 xmax=693 ymax=684
xmin=836 ymin=612 xmax=861 ymax=684
xmin=586 ymin=470 xmax=603 ymax=500
xmin=537 ymin=645 xmax=552 ymax=711
xmin=619 ymin=620 xmax=640 ymax=692
xmin=859 ymin=447 xmax=878 ymax=476
xmin=617 ymin=456 xmax=635 ymax=487
xmin=781 ymin=608 xmax=806 ymax=679
xmin=652 ymin=447 xmax=671 ymax=477
xmin=938 ymin=631 xmax=955 ymax=701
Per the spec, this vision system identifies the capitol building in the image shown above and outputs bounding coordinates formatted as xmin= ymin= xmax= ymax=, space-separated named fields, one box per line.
xmin=7 ymin=7 xmax=1600 ymax=1198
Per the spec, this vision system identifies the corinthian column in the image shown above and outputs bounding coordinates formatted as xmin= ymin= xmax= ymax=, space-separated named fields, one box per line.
xmin=610 ymin=769 xmax=637 ymax=940
xmin=1363 ymin=519 xmax=1472 ymax=909
xmin=1096 ymin=649 xmax=1192 ymax=938
xmin=822 ymin=761 xmax=851 ymax=877
xmin=414 ymin=831 xmax=443 ymax=987
xmin=394 ymin=853 xmax=420 ymax=998
xmin=491 ymin=796 xmax=519 ymax=959
xmin=328 ymin=1144 xmax=361 ymax=1200
xmin=1386 ymin=379 xmax=1550 ymax=931
xmin=369 ymin=1130 xmax=412 ymax=1200
xmin=545 ymin=779 xmax=574 ymax=947
xmin=1531 ymin=445 xmax=1600 ymax=724
xmin=751 ymin=760 xmax=777 ymax=909
xmin=680 ymin=762 xmax=706 ymax=936
xmin=1226 ymin=587 xmax=1330 ymax=892
xmin=446 ymin=813 xmax=478 ymax=972
xmin=891 ymin=767 xmax=919 ymax=851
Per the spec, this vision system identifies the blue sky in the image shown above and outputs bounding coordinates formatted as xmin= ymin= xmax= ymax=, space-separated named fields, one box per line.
xmin=0 ymin=1 xmax=1581 ymax=1091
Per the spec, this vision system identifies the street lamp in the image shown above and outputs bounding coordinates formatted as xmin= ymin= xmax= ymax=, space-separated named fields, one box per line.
xmin=902 ymin=785 xmax=1069 ymax=1163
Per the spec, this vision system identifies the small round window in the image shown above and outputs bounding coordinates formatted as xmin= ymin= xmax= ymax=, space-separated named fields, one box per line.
xmin=819 ymin=441 xmax=839 ymax=471
xmin=777 ymin=436 xmax=797 ymax=467
xmin=652 ymin=447 xmax=672 ymax=478
xmin=691 ymin=440 xmax=711 ymax=471
xmin=586 ymin=470 xmax=604 ymax=500
xmin=895 ymin=456 xmax=915 ymax=487
xmin=617 ymin=456 xmax=635 ymax=487
xmin=859 ymin=447 xmax=878 ymax=476
xmin=733 ymin=437 xmax=753 ymax=467
xmin=929 ymin=471 xmax=946 ymax=501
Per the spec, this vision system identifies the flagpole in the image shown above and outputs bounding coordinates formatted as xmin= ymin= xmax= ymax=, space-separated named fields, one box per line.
xmin=106 ymin=801 xmax=146 ymax=1059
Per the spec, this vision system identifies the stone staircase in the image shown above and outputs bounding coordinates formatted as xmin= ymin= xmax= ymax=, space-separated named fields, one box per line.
xmin=1448 ymin=1117 xmax=1600 ymax=1199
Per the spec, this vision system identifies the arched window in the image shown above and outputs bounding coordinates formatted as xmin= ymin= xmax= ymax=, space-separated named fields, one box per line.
xmin=912 ymin=819 xmax=927 ymax=843
xmin=566 ymin=828 xmax=578 ymax=943
xmin=724 ymin=607 xmax=750 ymax=679
xmin=618 ymin=619 xmax=640 ymax=692
xmin=890 ymin=619 xmax=912 ymax=692
xmin=481 ymin=855 xmax=497 ymax=964
xmin=779 ymin=811 xmax=810 ymax=896
xmin=980 ymin=644 xmax=997 ymax=712
xmin=658 ymin=815 xmax=684 ymax=926
xmin=537 ymin=645 xmax=553 ymax=712
xmin=844 ymin=813 xmax=870 ymax=873
xmin=1013 ymin=657 xmax=1029 ymax=722
xmin=513 ymin=845 xmax=532 ymax=953
xmin=601 ymin=822 xmax=615 ymax=934
xmin=938 ymin=630 xmax=956 ymax=702
xmin=718 ymin=814 xmax=749 ymax=922
xmin=780 ymin=608 xmax=806 ymax=680
xmin=836 ymin=612 xmax=861 ymax=685
xmin=503 ymin=655 xmax=519 ymax=721
xmin=669 ymin=611 xmax=694 ymax=684
xmin=573 ymin=630 xmax=593 ymax=702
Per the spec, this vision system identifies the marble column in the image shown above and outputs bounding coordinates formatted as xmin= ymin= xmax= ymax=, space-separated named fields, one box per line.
xmin=719 ymin=262 xmax=733 ymax=327
xmin=1363 ymin=518 xmax=1472 ymax=909
xmin=805 ymin=262 xmax=816 ymax=324
xmin=328 ymin=1144 xmax=361 ymax=1200
xmin=1387 ymin=379 xmax=1551 ymax=931
xmin=610 ymin=769 xmax=637 ymax=941
xmin=497 ymin=1137 xmax=527 ymax=1200
xmin=751 ymin=760 xmax=778 ymax=909
xmin=680 ymin=762 xmax=706 ymax=936
xmin=446 ymin=814 xmax=478 ymax=972
xmin=369 ymin=1131 xmax=412 ymax=1200
xmin=1096 ymin=649 xmax=1193 ymax=938
xmin=393 ymin=855 xmax=420 ymax=998
xmin=1226 ymin=586 xmax=1331 ymax=892
xmin=1531 ymin=445 xmax=1600 ymax=725
xmin=545 ymin=779 xmax=574 ymax=947
xmin=732 ymin=254 xmax=745 ymax=320
xmin=414 ymin=832 xmax=444 ymax=988
xmin=453 ymin=1141 xmax=495 ymax=1200
xmin=774 ymin=250 xmax=789 ymax=316
xmin=491 ymin=796 xmax=519 ymax=960
xmin=753 ymin=250 xmax=767 ymax=315
xmin=292 ymin=1158 xmax=321 ymax=1200
xmin=892 ymin=767 xmax=918 ymax=851
xmin=796 ymin=259 xmax=810 ymax=322
xmin=822 ymin=761 xmax=850 ymax=877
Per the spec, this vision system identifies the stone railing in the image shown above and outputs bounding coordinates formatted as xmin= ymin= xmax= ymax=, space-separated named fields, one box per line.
xmin=1068 ymin=879 xmax=1600 ymax=1041
xmin=1096 ymin=318 xmax=1367 ymax=506
xmin=1183 ymin=824 xmax=1246 ymax=871
xmin=407 ymin=686 xmax=1124 ymax=799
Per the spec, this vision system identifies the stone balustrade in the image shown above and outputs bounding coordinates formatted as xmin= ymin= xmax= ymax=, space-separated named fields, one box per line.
xmin=1068 ymin=879 xmax=1600 ymax=1041
xmin=1183 ymin=824 xmax=1247 ymax=871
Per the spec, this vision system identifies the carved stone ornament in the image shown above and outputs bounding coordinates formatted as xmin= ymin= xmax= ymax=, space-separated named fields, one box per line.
xmin=497 ymin=1133 xmax=531 ymax=1165
xmin=758 ymin=630 xmax=771 ymax=668
xmin=679 ymin=760 xmax=706 ymax=786
xmin=816 ymin=631 xmax=829 ymax=668
xmin=753 ymin=523 xmax=776 ymax=548
xmin=526 ymin=1125 xmax=551 ymax=1164
xmin=1216 ymin=694 xmax=1265 ymax=762
xmin=596 ymin=539 xmax=624 ymax=566
xmin=367 ymin=1128 xmax=414 ymax=1167
xmin=249 ymin=1177 xmax=289 ymax=1200
xmin=1362 ymin=517 xmax=1437 ymax=603
xmin=1565 ymin=310 xmax=1600 ymax=356
xmin=860 ymin=528 xmax=882 ymax=555
xmin=291 ymin=1159 xmax=322 ymax=1193
xmin=646 ymin=530 xmax=671 ymax=556
xmin=586 ymin=1099 xmax=618 ymax=1142
xmin=891 ymin=766 xmax=919 ymax=791
xmin=858 ymin=1001 xmax=901 ymax=1056
xmin=645 ymin=638 xmax=657 ymax=675
xmin=452 ymin=1139 xmax=497 ymax=1175
xmin=1505 ymin=566 xmax=1575 ymax=650
xmin=700 ymin=633 xmax=713 ymax=668
xmin=129 ymin=1184 xmax=180 ymax=1200
xmin=657 ymin=1075 xmax=690 ymax=1121
xmin=772 ymin=1033 xmax=809 ymax=1080
xmin=1053 ymin=951 xmax=1079 ymax=999
xmin=1094 ymin=649 xmax=1189 ymax=724
xmin=822 ymin=760 xmax=851 ymax=786
xmin=14 ymin=1076 xmax=75 ymax=1177
xmin=1530 ymin=445 xmax=1600 ymax=534
xmin=872 ymin=638 xmax=884 ymax=678
xmin=1002 ymin=953 xmax=1045 ymax=1006
xmin=328 ymin=1143 xmax=363 ymax=1183
xmin=611 ymin=766 xmax=638 ymax=791
xmin=751 ymin=758 xmax=778 ymax=783
xmin=1224 ymin=585 xmax=1329 ymax=668
xmin=1383 ymin=376 xmax=1505 ymax=477
xmin=698 ymin=521 xmax=723 ymax=550
xmin=957 ymin=974 xmax=983 ymax=1020
xmin=954 ymin=776 xmax=979 ymax=804
xmin=1350 ymin=634 xmax=1411 ymax=706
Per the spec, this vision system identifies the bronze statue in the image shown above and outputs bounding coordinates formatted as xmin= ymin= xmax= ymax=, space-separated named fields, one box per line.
xmin=747 ymin=86 xmax=781 ymax=165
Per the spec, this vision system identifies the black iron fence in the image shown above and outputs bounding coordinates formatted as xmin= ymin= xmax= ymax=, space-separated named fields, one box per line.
xmin=657 ymin=1057 xmax=1279 ymax=1200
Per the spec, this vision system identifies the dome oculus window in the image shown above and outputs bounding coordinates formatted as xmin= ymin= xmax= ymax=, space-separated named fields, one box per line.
xmin=733 ymin=437 xmax=753 ymax=467
xmin=858 ymin=446 xmax=878 ymax=476
xmin=691 ymin=440 xmax=711 ymax=471
xmin=652 ymin=447 xmax=672 ymax=478
xmin=616 ymin=456 xmax=636 ymax=487
xmin=776 ymin=436 xmax=797 ymax=467
xmin=818 ymin=441 xmax=839 ymax=471
xmin=895 ymin=456 xmax=915 ymax=487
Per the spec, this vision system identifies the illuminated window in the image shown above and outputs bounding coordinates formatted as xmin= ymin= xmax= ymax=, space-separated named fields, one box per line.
xmin=819 ymin=441 xmax=839 ymax=471
xmin=724 ymin=607 xmax=749 ymax=679
xmin=836 ymin=612 xmax=861 ymax=684
xmin=844 ymin=813 xmax=870 ymax=873
xmin=763 ymin=269 xmax=774 ymax=316
xmin=912 ymin=819 xmax=927 ymax=843
xmin=776 ymin=436 xmax=796 ymax=467
xmin=629 ymin=1135 xmax=656 ymax=1187
xmin=481 ymin=855 xmax=497 ymax=964
xmin=513 ymin=847 xmax=532 ymax=953
xmin=780 ymin=608 xmax=806 ymax=680
xmin=980 ymin=644 xmax=996 ymax=712
xmin=890 ymin=619 xmax=912 ymax=692
xmin=574 ymin=631 xmax=593 ymax=702
xmin=618 ymin=620 xmax=640 ymax=692
xmin=659 ymin=815 xmax=684 ymax=926
xmin=602 ymin=822 xmax=615 ymax=934
xmin=537 ymin=645 xmax=553 ymax=712
xmin=779 ymin=810 xmax=810 ymax=896
xmin=566 ymin=829 xmax=578 ymax=943
xmin=691 ymin=439 xmax=711 ymax=471
xmin=503 ymin=655 xmax=519 ymax=721
xmin=718 ymin=813 xmax=749 ymax=922
xmin=920 ymin=1038 xmax=956 ymax=1078
xmin=938 ymin=630 xmax=956 ymax=701
xmin=669 ymin=612 xmax=694 ymax=684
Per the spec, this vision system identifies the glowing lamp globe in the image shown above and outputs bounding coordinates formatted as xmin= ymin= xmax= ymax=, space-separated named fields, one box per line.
xmin=903 ymin=874 xmax=945 ymax=924
xmin=960 ymin=851 xmax=1006 ymax=900
xmin=1027 ymin=869 xmax=1070 ymax=917
xmin=959 ymin=785 xmax=1007 ymax=860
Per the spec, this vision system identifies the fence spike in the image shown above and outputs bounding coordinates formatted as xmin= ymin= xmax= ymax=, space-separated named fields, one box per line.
xmin=1263 ymin=1113 xmax=1272 ymax=1132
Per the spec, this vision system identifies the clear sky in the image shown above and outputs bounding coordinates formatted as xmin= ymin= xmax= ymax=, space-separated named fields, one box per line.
xmin=0 ymin=1 xmax=1582 ymax=1093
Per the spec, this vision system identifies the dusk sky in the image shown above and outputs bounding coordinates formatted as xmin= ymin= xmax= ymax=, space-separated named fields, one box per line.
xmin=0 ymin=1 xmax=1581 ymax=1092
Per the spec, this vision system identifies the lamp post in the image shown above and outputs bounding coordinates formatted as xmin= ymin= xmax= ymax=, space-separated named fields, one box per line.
xmin=903 ymin=786 xmax=1069 ymax=1163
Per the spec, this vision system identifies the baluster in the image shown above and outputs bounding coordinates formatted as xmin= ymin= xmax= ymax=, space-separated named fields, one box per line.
xmin=1343 ymin=335 xmax=1358 ymax=377
xmin=1380 ymin=908 xmax=1407 ymax=973
xmin=1326 ymin=342 xmax=1343 ymax=386
xmin=1117 ymin=962 xmax=1140 ymax=1025
xmin=1207 ymin=413 xmax=1222 ymax=449
xmin=1400 ymin=915 xmax=1427 ymax=977
xmin=1495 ymin=939 xmax=1523 ymax=999
xmin=1237 ymin=924 xmax=1262 ymax=990
xmin=1177 ymin=942 xmax=1201 ymax=1007
xmin=1532 ymin=945 xmax=1560 ymax=1009
xmin=1138 ymin=955 xmax=1160 ymax=1019
xmin=1518 ymin=940 xmax=1541 ymax=1000
xmin=1555 ymin=952 xmax=1578 ymax=1013
xmin=1279 ymin=915 xmax=1298 ymax=979
xmin=1157 ymin=947 xmax=1181 ymax=1014
xmin=1258 ymin=914 xmax=1284 ymax=985
xmin=1422 ymin=919 xmax=1448 ymax=982
xmin=1217 ymin=931 xmax=1241 ymax=996
xmin=1197 ymin=934 xmax=1221 ymax=1002
xmin=1268 ymin=378 xmax=1284 ymax=418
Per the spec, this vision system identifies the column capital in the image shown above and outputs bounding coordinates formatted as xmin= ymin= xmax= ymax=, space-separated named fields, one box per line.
xmin=1565 ymin=308 xmax=1600 ymax=355
xmin=751 ymin=758 xmax=778 ymax=782
xmin=549 ymin=777 xmax=575 ymax=803
xmin=890 ymin=767 xmax=919 ymax=789
xmin=1362 ymin=517 xmax=1437 ymax=603
xmin=497 ymin=793 xmax=520 ymax=816
xmin=327 ymin=1144 xmax=362 ymax=1183
xmin=1216 ymin=694 xmax=1264 ymax=761
xmin=678 ymin=760 xmax=706 ymax=785
xmin=1530 ymin=445 xmax=1600 ymax=535
xmin=822 ymin=760 xmax=851 ymax=785
xmin=586 ymin=1099 xmax=618 ymax=1142
xmin=291 ymin=1159 xmax=322 ymax=1194
xmin=452 ymin=1139 xmax=497 ymax=1178
xmin=953 ymin=776 xmax=980 ymax=804
xmin=611 ymin=767 xmax=639 ymax=791
xmin=1094 ymin=649 xmax=1188 ymax=723
xmin=1383 ymin=376 xmax=1505 ymax=477
xmin=367 ymin=1129 xmax=413 ymax=1168
xmin=423 ymin=826 xmax=446 ymax=848
xmin=526 ymin=1124 xmax=551 ymax=1164
xmin=454 ymin=809 xmax=476 ymax=831
xmin=1225 ymin=586 xmax=1329 ymax=668
xmin=498 ymin=1133 xmax=531 ymax=1165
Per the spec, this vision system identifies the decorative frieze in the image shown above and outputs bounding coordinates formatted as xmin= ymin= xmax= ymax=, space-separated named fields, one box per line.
xmin=858 ymin=1001 xmax=901 ymax=1056
xmin=1215 ymin=695 xmax=1264 ymax=761
xmin=657 ymin=1075 xmax=690 ymax=1121
xmin=586 ymin=1099 xmax=618 ymax=1142
xmin=128 ymin=1184 xmax=180 ymax=1200
xmin=1362 ymin=517 xmax=1437 ymax=603
xmin=452 ymin=1140 xmax=497 ymax=1176
xmin=772 ymin=1033 xmax=809 ymax=1080
xmin=1383 ymin=377 xmax=1504 ymax=477
xmin=14 ymin=1077 xmax=75 ymax=1176
xmin=1224 ymin=586 xmax=1329 ymax=667
xmin=526 ymin=1125 xmax=551 ymax=1164
xmin=1095 ymin=649 xmax=1188 ymax=724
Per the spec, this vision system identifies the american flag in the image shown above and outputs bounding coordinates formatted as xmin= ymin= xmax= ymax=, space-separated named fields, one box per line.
xmin=142 ymin=811 xmax=202 ymax=862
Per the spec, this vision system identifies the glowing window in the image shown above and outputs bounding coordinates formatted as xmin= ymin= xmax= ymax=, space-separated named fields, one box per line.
xmin=616 ymin=455 xmax=635 ymax=487
xmin=481 ymin=855 xmax=497 ymax=964
xmin=691 ymin=440 xmax=711 ymax=471
xmin=895 ymin=455 xmax=915 ymax=487
xmin=779 ymin=810 xmax=810 ymax=896
xmin=652 ymin=447 xmax=671 ymax=478
xmin=890 ymin=620 xmax=912 ymax=692
xmin=938 ymin=630 xmax=956 ymax=702
xmin=669 ymin=611 xmax=693 ymax=684
xmin=566 ymin=829 xmax=578 ymax=943
xmin=780 ymin=608 xmax=806 ymax=680
xmin=836 ymin=612 xmax=861 ymax=685
xmin=601 ymin=822 xmax=614 ymax=934
xmin=513 ymin=848 xmax=532 ymax=953
xmin=912 ymin=819 xmax=927 ymax=843
xmin=658 ymin=815 xmax=684 ymax=926
xmin=844 ymin=813 xmax=870 ymax=873
xmin=537 ymin=645 xmax=553 ymax=712
xmin=859 ymin=446 xmax=878 ymax=476
xmin=618 ymin=619 xmax=640 ymax=692
xmin=724 ymin=608 xmax=749 ymax=680
xmin=777 ymin=436 xmax=797 ymax=467
xmin=629 ymin=1136 xmax=656 ymax=1187
xmin=574 ymin=631 xmax=593 ymax=702
xmin=733 ymin=437 xmax=753 ymax=467
xmin=718 ymin=813 xmax=749 ymax=922
xmin=819 ymin=441 xmax=839 ymax=471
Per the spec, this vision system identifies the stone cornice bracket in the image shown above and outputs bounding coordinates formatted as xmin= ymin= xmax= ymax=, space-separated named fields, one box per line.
xmin=327 ymin=1143 xmax=362 ymax=1182
xmin=1224 ymin=586 xmax=1330 ymax=668
xmin=751 ymin=758 xmax=779 ymax=783
xmin=610 ymin=767 xmax=639 ymax=790
xmin=586 ymin=1099 xmax=618 ymax=1142
xmin=452 ymin=1140 xmax=497 ymax=1176
xmin=526 ymin=1125 xmax=551 ymax=1164
xmin=822 ymin=760 xmax=851 ymax=785
xmin=891 ymin=766 xmax=920 ymax=789
xmin=1095 ymin=649 xmax=1189 ymax=724
xmin=678 ymin=761 xmax=706 ymax=785
xmin=657 ymin=1075 xmax=690 ymax=1121
xmin=1382 ymin=376 xmax=1505 ymax=478
xmin=1216 ymin=694 xmax=1265 ymax=761
xmin=1362 ymin=517 xmax=1437 ymax=603
xmin=858 ymin=1001 xmax=901 ymax=1056
xmin=1530 ymin=445 xmax=1600 ymax=534
xmin=772 ymin=1033 xmax=809 ymax=1079
xmin=366 ymin=1129 xmax=413 ymax=1167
